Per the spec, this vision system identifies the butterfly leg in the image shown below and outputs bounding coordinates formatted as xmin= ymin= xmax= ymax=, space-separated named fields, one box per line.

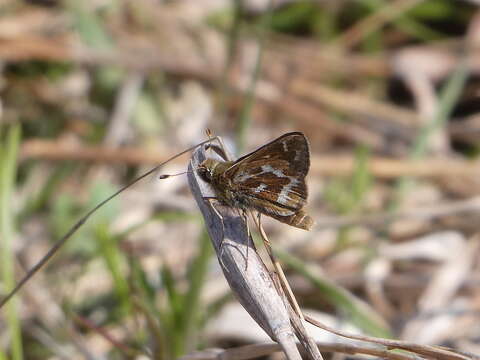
xmin=215 ymin=136 xmax=229 ymax=160
xmin=240 ymin=209 xmax=251 ymax=270
xmin=202 ymin=196 xmax=222 ymax=217
xmin=202 ymin=196 xmax=229 ymax=269
xmin=256 ymin=213 xmax=272 ymax=257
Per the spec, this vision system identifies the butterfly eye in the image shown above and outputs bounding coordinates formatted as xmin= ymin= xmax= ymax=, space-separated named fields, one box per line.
xmin=197 ymin=166 xmax=212 ymax=183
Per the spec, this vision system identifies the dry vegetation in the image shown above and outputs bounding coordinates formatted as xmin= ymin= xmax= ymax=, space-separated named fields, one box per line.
xmin=1 ymin=0 xmax=480 ymax=359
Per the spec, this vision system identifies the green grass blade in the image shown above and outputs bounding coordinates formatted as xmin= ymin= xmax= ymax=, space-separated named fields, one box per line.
xmin=0 ymin=124 xmax=24 ymax=359
xmin=324 ymin=146 xmax=372 ymax=215
xmin=67 ymin=0 xmax=113 ymax=50
xmin=160 ymin=264 xmax=185 ymax=356
xmin=96 ymin=224 xmax=131 ymax=316
xmin=215 ymin=1 xmax=244 ymax=119
xmin=362 ymin=0 xmax=445 ymax=42
xmin=412 ymin=63 xmax=469 ymax=159
xmin=20 ymin=164 xmax=74 ymax=221
xmin=161 ymin=265 xmax=183 ymax=322
xmin=181 ymin=230 xmax=213 ymax=354
xmin=390 ymin=61 xmax=469 ymax=209
xmin=275 ymin=249 xmax=391 ymax=338
xmin=236 ymin=0 xmax=273 ymax=153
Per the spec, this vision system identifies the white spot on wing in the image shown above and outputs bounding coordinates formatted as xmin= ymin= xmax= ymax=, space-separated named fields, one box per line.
xmin=279 ymin=209 xmax=295 ymax=216
xmin=260 ymin=165 xmax=301 ymax=206
xmin=282 ymin=141 xmax=288 ymax=152
xmin=294 ymin=150 xmax=301 ymax=162
xmin=254 ymin=183 xmax=267 ymax=193
xmin=297 ymin=213 xmax=306 ymax=223
xmin=278 ymin=177 xmax=300 ymax=205
xmin=261 ymin=165 xmax=286 ymax=178
xmin=235 ymin=172 xmax=252 ymax=182
xmin=234 ymin=164 xmax=303 ymax=207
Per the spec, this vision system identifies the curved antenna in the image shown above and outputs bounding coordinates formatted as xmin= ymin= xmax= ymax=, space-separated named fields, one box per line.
xmin=0 ymin=136 xmax=219 ymax=309
xmin=158 ymin=170 xmax=193 ymax=179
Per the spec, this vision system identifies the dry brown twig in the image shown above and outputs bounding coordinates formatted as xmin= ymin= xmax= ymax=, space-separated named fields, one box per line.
xmin=3 ymin=23 xmax=479 ymax=153
xmin=316 ymin=196 xmax=480 ymax=229
xmin=332 ymin=0 xmax=427 ymax=50
xmin=20 ymin=139 xmax=480 ymax=179
xmin=254 ymin=214 xmax=304 ymax=321
xmin=3 ymin=23 xmax=478 ymax=147
xmin=305 ymin=315 xmax=477 ymax=360
xmin=180 ymin=341 xmax=424 ymax=360
xmin=290 ymin=79 xmax=421 ymax=131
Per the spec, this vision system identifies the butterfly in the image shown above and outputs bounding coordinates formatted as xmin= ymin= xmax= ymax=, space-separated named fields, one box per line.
xmin=197 ymin=132 xmax=314 ymax=230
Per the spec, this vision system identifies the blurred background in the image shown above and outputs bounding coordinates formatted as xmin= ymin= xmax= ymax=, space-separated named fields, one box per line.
xmin=1 ymin=0 xmax=480 ymax=359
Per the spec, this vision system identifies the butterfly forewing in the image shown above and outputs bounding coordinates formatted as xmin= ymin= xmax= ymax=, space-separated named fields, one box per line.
xmin=226 ymin=132 xmax=309 ymax=175
xmin=225 ymin=132 xmax=313 ymax=230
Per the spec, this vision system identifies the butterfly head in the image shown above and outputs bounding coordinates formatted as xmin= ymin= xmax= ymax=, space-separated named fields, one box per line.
xmin=197 ymin=158 xmax=221 ymax=183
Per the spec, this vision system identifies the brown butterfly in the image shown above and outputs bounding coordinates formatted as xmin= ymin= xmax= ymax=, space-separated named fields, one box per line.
xmin=197 ymin=132 xmax=314 ymax=230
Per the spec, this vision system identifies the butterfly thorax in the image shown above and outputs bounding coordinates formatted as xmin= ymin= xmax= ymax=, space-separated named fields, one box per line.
xmin=197 ymin=159 xmax=235 ymax=206
xmin=197 ymin=158 xmax=244 ymax=207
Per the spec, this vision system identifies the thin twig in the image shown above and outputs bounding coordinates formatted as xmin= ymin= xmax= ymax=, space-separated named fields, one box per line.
xmin=333 ymin=0 xmax=427 ymax=49
xmin=104 ymin=71 xmax=145 ymax=147
xmin=305 ymin=315 xmax=475 ymax=360
xmin=180 ymin=341 xmax=423 ymax=360
xmin=315 ymin=196 xmax=480 ymax=229
xmin=254 ymin=214 xmax=304 ymax=321
xmin=20 ymin=140 xmax=480 ymax=179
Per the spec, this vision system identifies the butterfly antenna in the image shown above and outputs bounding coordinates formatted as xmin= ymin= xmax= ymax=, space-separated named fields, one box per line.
xmin=158 ymin=170 xmax=193 ymax=179
xmin=0 ymin=136 xmax=219 ymax=310
xmin=205 ymin=128 xmax=213 ymax=138
xmin=205 ymin=128 xmax=215 ymax=155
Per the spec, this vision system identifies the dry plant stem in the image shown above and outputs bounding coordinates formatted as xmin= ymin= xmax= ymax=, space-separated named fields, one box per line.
xmin=181 ymin=342 xmax=422 ymax=360
xmin=281 ymin=290 xmax=323 ymax=360
xmin=104 ymin=71 xmax=145 ymax=147
xmin=72 ymin=315 xmax=138 ymax=356
xmin=252 ymin=216 xmax=323 ymax=358
xmin=316 ymin=196 xmax=480 ymax=229
xmin=187 ymin=146 xmax=303 ymax=360
xmin=254 ymin=214 xmax=304 ymax=321
xmin=333 ymin=0 xmax=426 ymax=49
xmin=21 ymin=140 xmax=480 ymax=180
xmin=305 ymin=315 xmax=475 ymax=360
xmin=3 ymin=27 xmax=477 ymax=148
xmin=291 ymin=80 xmax=421 ymax=130
xmin=267 ymin=96 xmax=385 ymax=148
xmin=0 ymin=137 xmax=220 ymax=309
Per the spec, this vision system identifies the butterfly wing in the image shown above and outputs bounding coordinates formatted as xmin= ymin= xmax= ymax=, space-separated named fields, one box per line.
xmin=224 ymin=132 xmax=313 ymax=229
xmin=227 ymin=132 xmax=309 ymax=175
